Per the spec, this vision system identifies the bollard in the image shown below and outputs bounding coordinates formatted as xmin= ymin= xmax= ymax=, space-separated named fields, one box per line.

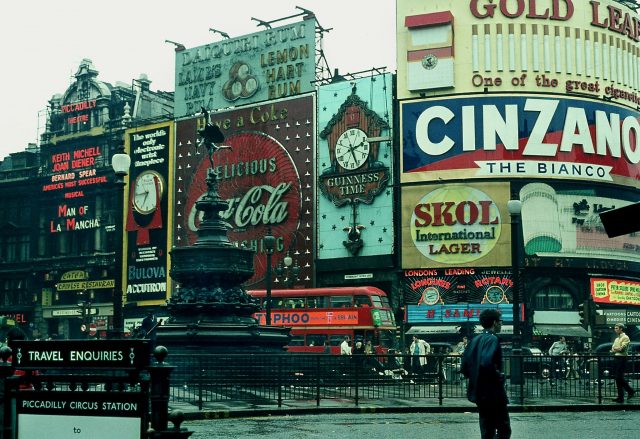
xmin=147 ymin=346 xmax=173 ymax=432
xmin=146 ymin=346 xmax=193 ymax=439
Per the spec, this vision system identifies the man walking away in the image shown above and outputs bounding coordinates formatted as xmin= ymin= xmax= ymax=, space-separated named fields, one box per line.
xmin=548 ymin=336 xmax=569 ymax=384
xmin=461 ymin=309 xmax=511 ymax=439
xmin=611 ymin=323 xmax=635 ymax=403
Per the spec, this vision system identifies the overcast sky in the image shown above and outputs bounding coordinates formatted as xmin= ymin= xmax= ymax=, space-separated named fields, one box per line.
xmin=0 ymin=0 xmax=397 ymax=161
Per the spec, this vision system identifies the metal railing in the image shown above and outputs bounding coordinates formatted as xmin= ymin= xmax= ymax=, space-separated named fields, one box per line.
xmin=167 ymin=352 xmax=638 ymax=409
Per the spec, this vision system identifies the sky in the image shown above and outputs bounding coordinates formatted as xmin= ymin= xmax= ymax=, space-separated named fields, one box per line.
xmin=0 ymin=0 xmax=397 ymax=161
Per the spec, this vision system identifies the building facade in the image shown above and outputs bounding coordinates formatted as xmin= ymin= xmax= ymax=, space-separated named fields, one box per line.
xmin=397 ymin=0 xmax=640 ymax=348
xmin=0 ymin=59 xmax=173 ymax=339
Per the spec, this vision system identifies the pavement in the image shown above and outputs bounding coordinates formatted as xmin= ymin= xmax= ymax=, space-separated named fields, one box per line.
xmin=169 ymin=390 xmax=640 ymax=421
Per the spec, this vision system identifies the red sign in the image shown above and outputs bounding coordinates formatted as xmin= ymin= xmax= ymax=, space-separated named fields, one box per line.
xmin=89 ymin=323 xmax=97 ymax=336
xmin=253 ymin=310 xmax=359 ymax=326
xmin=174 ymin=95 xmax=315 ymax=288
xmin=591 ymin=277 xmax=640 ymax=306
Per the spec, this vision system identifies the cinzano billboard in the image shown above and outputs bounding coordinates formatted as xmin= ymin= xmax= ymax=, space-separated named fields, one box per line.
xmin=401 ymin=94 xmax=640 ymax=187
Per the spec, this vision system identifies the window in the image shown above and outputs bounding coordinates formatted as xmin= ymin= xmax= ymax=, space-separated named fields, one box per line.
xmin=307 ymin=296 xmax=328 ymax=308
xmin=330 ymin=296 xmax=352 ymax=308
xmin=355 ymin=295 xmax=372 ymax=307
xmin=329 ymin=334 xmax=350 ymax=346
xmin=284 ymin=298 xmax=304 ymax=309
xmin=532 ymin=285 xmax=574 ymax=310
xmin=289 ymin=335 xmax=305 ymax=346
xmin=306 ymin=334 xmax=327 ymax=347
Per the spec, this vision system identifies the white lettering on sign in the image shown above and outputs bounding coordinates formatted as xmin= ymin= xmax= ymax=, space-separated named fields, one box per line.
xmin=69 ymin=350 xmax=124 ymax=362
xmin=475 ymin=160 xmax=613 ymax=180
xmin=28 ymin=351 xmax=63 ymax=362
xmin=414 ymin=98 xmax=640 ymax=164
xmin=22 ymin=400 xmax=67 ymax=409
xmin=187 ymin=182 xmax=291 ymax=231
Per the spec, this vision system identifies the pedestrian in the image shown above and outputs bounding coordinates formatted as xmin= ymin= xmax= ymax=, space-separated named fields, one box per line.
xmin=548 ymin=336 xmax=569 ymax=384
xmin=611 ymin=323 xmax=635 ymax=403
xmin=353 ymin=338 xmax=366 ymax=369
xmin=455 ymin=336 xmax=469 ymax=355
xmin=461 ymin=308 xmax=511 ymax=439
xmin=340 ymin=336 xmax=351 ymax=355
xmin=364 ymin=339 xmax=374 ymax=355
xmin=140 ymin=311 xmax=158 ymax=360
xmin=409 ymin=335 xmax=430 ymax=375
xmin=323 ymin=339 xmax=332 ymax=354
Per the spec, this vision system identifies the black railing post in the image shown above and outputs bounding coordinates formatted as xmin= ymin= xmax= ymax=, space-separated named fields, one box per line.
xmin=198 ymin=366 xmax=204 ymax=411
xmin=518 ymin=354 xmax=525 ymax=405
xmin=354 ymin=356 xmax=359 ymax=406
xmin=277 ymin=355 xmax=283 ymax=408
xmin=315 ymin=354 xmax=321 ymax=407
xmin=597 ymin=354 xmax=603 ymax=404
xmin=437 ymin=355 xmax=444 ymax=405
xmin=147 ymin=346 xmax=175 ymax=432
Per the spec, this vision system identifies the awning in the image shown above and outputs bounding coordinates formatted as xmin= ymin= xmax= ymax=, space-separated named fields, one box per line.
xmin=406 ymin=325 xmax=513 ymax=335
xmin=534 ymin=324 xmax=590 ymax=338
xmin=406 ymin=326 xmax=461 ymax=335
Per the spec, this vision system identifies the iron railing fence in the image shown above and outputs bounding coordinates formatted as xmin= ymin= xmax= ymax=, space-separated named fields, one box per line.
xmin=167 ymin=353 xmax=639 ymax=410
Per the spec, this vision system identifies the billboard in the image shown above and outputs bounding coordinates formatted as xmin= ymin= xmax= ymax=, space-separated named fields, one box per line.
xmin=401 ymin=182 xmax=512 ymax=268
xmin=403 ymin=267 xmax=514 ymax=306
xmin=591 ymin=277 xmax=640 ymax=306
xmin=174 ymin=18 xmax=316 ymax=117
xmin=517 ymin=182 xmax=640 ymax=262
xmin=317 ymin=73 xmax=394 ymax=259
xmin=173 ymin=94 xmax=315 ymax=288
xmin=396 ymin=0 xmax=640 ymax=102
xmin=401 ymin=94 xmax=640 ymax=187
xmin=406 ymin=303 xmax=518 ymax=324
xmin=43 ymin=141 xmax=110 ymax=234
xmin=124 ymin=123 xmax=173 ymax=303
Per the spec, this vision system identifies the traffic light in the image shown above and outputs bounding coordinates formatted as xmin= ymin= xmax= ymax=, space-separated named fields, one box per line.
xmin=578 ymin=301 xmax=590 ymax=328
xmin=591 ymin=301 xmax=606 ymax=326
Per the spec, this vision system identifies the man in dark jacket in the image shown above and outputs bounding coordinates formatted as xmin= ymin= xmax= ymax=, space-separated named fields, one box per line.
xmin=461 ymin=309 xmax=511 ymax=439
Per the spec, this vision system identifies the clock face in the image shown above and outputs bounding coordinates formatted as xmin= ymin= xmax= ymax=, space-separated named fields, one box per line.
xmin=133 ymin=171 xmax=164 ymax=214
xmin=486 ymin=286 xmax=505 ymax=304
xmin=335 ymin=128 xmax=370 ymax=170
xmin=422 ymin=287 xmax=440 ymax=305
xmin=422 ymin=54 xmax=438 ymax=70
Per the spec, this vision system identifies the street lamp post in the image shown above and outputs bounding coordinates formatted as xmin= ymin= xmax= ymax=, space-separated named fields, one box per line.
xmin=507 ymin=197 xmax=523 ymax=385
xmin=111 ymin=146 xmax=131 ymax=339
xmin=275 ymin=252 xmax=300 ymax=288
xmin=263 ymin=228 xmax=276 ymax=325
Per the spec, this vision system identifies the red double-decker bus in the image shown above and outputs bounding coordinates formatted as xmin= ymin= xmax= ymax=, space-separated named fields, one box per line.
xmin=248 ymin=286 xmax=397 ymax=354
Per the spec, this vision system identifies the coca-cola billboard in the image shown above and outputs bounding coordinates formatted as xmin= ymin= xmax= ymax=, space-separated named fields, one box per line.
xmin=174 ymin=94 xmax=315 ymax=288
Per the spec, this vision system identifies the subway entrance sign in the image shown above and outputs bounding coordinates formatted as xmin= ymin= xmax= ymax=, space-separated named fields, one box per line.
xmin=17 ymin=392 xmax=145 ymax=439
xmin=11 ymin=340 xmax=149 ymax=369
xmin=599 ymin=202 xmax=640 ymax=238
xmin=6 ymin=340 xmax=150 ymax=439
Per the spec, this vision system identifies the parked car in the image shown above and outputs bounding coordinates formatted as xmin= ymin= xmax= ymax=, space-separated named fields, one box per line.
xmin=587 ymin=342 xmax=640 ymax=379
xmin=501 ymin=346 xmax=551 ymax=379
